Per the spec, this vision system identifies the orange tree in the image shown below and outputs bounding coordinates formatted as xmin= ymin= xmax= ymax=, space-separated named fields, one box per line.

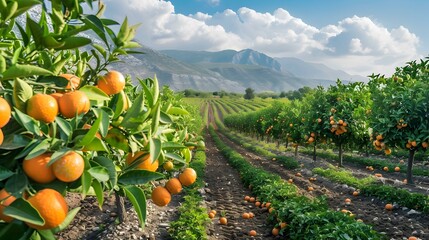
xmin=369 ymin=59 xmax=429 ymax=184
xmin=324 ymin=81 xmax=371 ymax=167
xmin=278 ymin=100 xmax=306 ymax=157
xmin=0 ymin=1 xmax=198 ymax=238
xmin=301 ymin=86 xmax=329 ymax=160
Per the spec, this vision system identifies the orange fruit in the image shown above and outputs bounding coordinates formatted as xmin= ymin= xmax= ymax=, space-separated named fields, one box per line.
xmin=249 ymin=197 xmax=255 ymax=203
xmin=394 ymin=167 xmax=400 ymax=172
xmin=268 ymin=207 xmax=274 ymax=213
xmin=272 ymin=228 xmax=279 ymax=236
xmin=288 ymin=178 xmax=293 ymax=183
xmin=280 ymin=222 xmax=287 ymax=229
xmin=26 ymin=189 xmax=68 ymax=230
xmin=165 ymin=178 xmax=182 ymax=194
xmin=58 ymin=90 xmax=90 ymax=118
xmin=345 ymin=198 xmax=351 ymax=204
xmin=308 ymin=186 xmax=314 ymax=191
xmin=23 ymin=153 xmax=56 ymax=184
xmin=384 ymin=148 xmax=391 ymax=155
xmin=0 ymin=97 xmax=11 ymax=128
xmin=126 ymin=151 xmax=159 ymax=172
xmin=26 ymin=94 xmax=58 ymax=123
xmin=97 ymin=70 xmax=125 ymax=95
xmin=178 ymin=168 xmax=197 ymax=187
xmin=52 ymin=151 xmax=84 ymax=182
xmin=383 ymin=166 xmax=389 ymax=171
xmin=385 ymin=203 xmax=393 ymax=210
xmin=151 ymin=186 xmax=171 ymax=207
xmin=265 ymin=202 xmax=271 ymax=208
xmin=82 ymin=124 xmax=102 ymax=139
xmin=249 ymin=212 xmax=254 ymax=218
xmin=59 ymin=73 xmax=80 ymax=90
xmin=208 ymin=212 xmax=215 ymax=219
xmin=249 ymin=230 xmax=257 ymax=236
xmin=422 ymin=142 xmax=428 ymax=148
xmin=244 ymin=196 xmax=250 ymax=201
xmin=210 ymin=210 xmax=217 ymax=215
xmin=0 ymin=128 xmax=3 ymax=146
xmin=408 ymin=237 xmax=418 ymax=240
xmin=219 ymin=217 xmax=227 ymax=225
xmin=0 ymin=189 xmax=17 ymax=222
xmin=242 ymin=212 xmax=250 ymax=219
xmin=353 ymin=191 xmax=359 ymax=196
xmin=375 ymin=173 xmax=382 ymax=178
xmin=163 ymin=161 xmax=174 ymax=171
xmin=255 ymin=201 xmax=261 ymax=207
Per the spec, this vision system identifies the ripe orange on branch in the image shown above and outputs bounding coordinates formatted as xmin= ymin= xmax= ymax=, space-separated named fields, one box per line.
xmin=179 ymin=168 xmax=197 ymax=186
xmin=52 ymin=151 xmax=85 ymax=182
xmin=165 ymin=178 xmax=182 ymax=194
xmin=151 ymin=186 xmax=171 ymax=207
xmin=59 ymin=73 xmax=80 ymax=90
xmin=23 ymin=153 xmax=56 ymax=184
xmin=26 ymin=189 xmax=68 ymax=230
xmin=58 ymin=90 xmax=90 ymax=118
xmin=26 ymin=94 xmax=59 ymax=123
xmin=126 ymin=151 xmax=159 ymax=172
xmin=0 ymin=129 xmax=3 ymax=146
xmin=0 ymin=97 xmax=11 ymax=128
xmin=97 ymin=70 xmax=125 ymax=95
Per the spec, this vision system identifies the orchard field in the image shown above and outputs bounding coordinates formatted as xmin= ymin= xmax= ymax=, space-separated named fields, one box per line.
xmin=0 ymin=1 xmax=428 ymax=240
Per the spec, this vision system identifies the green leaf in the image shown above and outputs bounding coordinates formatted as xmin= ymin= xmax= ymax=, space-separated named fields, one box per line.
xmin=82 ymin=137 xmax=109 ymax=152
xmin=52 ymin=207 xmax=81 ymax=233
xmin=3 ymin=198 xmax=44 ymax=226
xmin=81 ymin=171 xmax=92 ymax=199
xmin=26 ymin=16 xmax=43 ymax=49
xmin=151 ymin=102 xmax=160 ymax=135
xmin=55 ymin=37 xmax=92 ymax=50
xmin=150 ymin=138 xmax=161 ymax=164
xmin=0 ymin=63 xmax=53 ymax=80
xmin=12 ymin=79 xmax=33 ymax=112
xmin=93 ymin=108 xmax=110 ymax=138
xmin=123 ymin=186 xmax=146 ymax=230
xmin=162 ymin=142 xmax=186 ymax=150
xmin=82 ymin=15 xmax=108 ymax=46
xmin=78 ymin=112 xmax=102 ymax=147
xmin=118 ymin=170 xmax=164 ymax=185
xmin=0 ymin=220 xmax=32 ymax=240
xmin=159 ymin=111 xmax=173 ymax=124
xmin=79 ymin=85 xmax=110 ymax=101
xmin=48 ymin=148 xmax=71 ymax=166
xmin=55 ymin=117 xmax=72 ymax=140
xmin=91 ymin=179 xmax=104 ymax=209
xmin=25 ymin=139 xmax=50 ymax=160
xmin=164 ymin=152 xmax=186 ymax=164
xmin=167 ymin=107 xmax=189 ymax=115
xmin=5 ymin=173 xmax=28 ymax=194
xmin=152 ymin=75 xmax=159 ymax=105
xmin=36 ymin=229 xmax=55 ymax=240
xmin=93 ymin=156 xmax=117 ymax=188
xmin=87 ymin=166 xmax=109 ymax=182
xmin=141 ymin=80 xmax=153 ymax=107
xmin=92 ymin=43 xmax=106 ymax=59
xmin=0 ymin=166 xmax=14 ymax=181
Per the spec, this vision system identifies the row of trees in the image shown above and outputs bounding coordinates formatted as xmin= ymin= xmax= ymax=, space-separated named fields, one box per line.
xmin=225 ymin=59 xmax=429 ymax=184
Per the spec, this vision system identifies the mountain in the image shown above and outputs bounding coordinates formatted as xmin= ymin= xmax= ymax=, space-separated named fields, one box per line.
xmin=161 ymin=49 xmax=281 ymax=72
xmin=275 ymin=57 xmax=368 ymax=82
xmin=112 ymin=45 xmax=366 ymax=92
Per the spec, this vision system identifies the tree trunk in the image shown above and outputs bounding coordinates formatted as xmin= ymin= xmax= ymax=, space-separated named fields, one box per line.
xmin=338 ymin=143 xmax=343 ymax=167
xmin=406 ymin=149 xmax=416 ymax=185
xmin=277 ymin=140 xmax=280 ymax=148
xmin=365 ymin=144 xmax=369 ymax=157
xmin=313 ymin=142 xmax=317 ymax=161
xmin=294 ymin=145 xmax=298 ymax=158
xmin=285 ymin=138 xmax=289 ymax=150
xmin=115 ymin=191 xmax=127 ymax=223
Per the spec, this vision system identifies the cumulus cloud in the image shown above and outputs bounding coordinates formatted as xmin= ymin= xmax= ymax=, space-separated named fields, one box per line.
xmin=103 ymin=0 xmax=420 ymax=75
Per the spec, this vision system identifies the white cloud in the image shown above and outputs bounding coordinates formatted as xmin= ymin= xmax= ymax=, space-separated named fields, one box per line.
xmin=103 ymin=0 xmax=421 ymax=76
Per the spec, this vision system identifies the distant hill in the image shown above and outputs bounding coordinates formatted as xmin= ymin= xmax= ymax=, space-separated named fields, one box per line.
xmin=275 ymin=57 xmax=368 ymax=82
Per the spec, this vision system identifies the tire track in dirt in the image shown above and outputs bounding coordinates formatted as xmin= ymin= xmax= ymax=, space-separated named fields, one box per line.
xmin=204 ymin=132 xmax=276 ymax=240
xmin=217 ymin=131 xmax=429 ymax=240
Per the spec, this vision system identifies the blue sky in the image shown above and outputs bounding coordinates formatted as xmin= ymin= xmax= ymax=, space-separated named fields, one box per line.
xmin=104 ymin=0 xmax=427 ymax=76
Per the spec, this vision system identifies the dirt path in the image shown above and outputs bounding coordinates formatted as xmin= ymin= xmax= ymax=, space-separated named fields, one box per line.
xmin=216 ymin=131 xmax=429 ymax=240
xmin=203 ymin=131 xmax=276 ymax=240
